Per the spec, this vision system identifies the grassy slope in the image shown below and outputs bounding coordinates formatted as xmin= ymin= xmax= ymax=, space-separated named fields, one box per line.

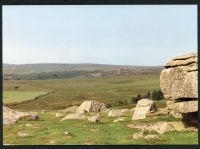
xmin=3 ymin=74 xmax=160 ymax=110
xmin=3 ymin=91 xmax=46 ymax=104
xmin=3 ymin=110 xmax=197 ymax=145
xmin=3 ymin=75 xmax=198 ymax=145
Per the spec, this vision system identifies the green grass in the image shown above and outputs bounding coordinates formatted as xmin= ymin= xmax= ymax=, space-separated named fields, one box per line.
xmin=3 ymin=91 xmax=47 ymax=104
xmin=3 ymin=74 xmax=161 ymax=110
xmin=3 ymin=110 xmax=198 ymax=145
xmin=3 ymin=75 xmax=198 ymax=145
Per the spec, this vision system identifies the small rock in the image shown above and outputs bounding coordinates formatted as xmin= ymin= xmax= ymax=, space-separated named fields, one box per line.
xmin=132 ymin=132 xmax=144 ymax=139
xmin=25 ymin=123 xmax=32 ymax=127
xmin=48 ymin=140 xmax=56 ymax=144
xmin=64 ymin=131 xmax=72 ymax=136
xmin=87 ymin=113 xmax=100 ymax=123
xmin=113 ymin=117 xmax=126 ymax=122
xmin=169 ymin=110 xmax=183 ymax=118
xmin=56 ymin=113 xmax=64 ymax=118
xmin=17 ymin=131 xmax=30 ymax=137
xmin=144 ymin=134 xmax=159 ymax=139
xmin=169 ymin=122 xmax=186 ymax=131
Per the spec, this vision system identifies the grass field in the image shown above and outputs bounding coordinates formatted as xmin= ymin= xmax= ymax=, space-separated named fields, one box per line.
xmin=3 ymin=110 xmax=198 ymax=145
xmin=3 ymin=74 xmax=161 ymax=110
xmin=3 ymin=91 xmax=47 ymax=105
xmin=3 ymin=74 xmax=198 ymax=145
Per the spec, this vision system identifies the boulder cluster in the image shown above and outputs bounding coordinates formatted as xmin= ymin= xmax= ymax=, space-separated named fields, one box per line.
xmin=160 ymin=53 xmax=198 ymax=126
xmin=3 ymin=106 xmax=38 ymax=126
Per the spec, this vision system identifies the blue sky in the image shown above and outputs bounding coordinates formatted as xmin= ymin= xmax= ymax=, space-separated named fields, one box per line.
xmin=3 ymin=5 xmax=197 ymax=66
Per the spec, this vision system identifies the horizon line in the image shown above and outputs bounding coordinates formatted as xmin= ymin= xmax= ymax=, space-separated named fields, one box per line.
xmin=3 ymin=62 xmax=163 ymax=67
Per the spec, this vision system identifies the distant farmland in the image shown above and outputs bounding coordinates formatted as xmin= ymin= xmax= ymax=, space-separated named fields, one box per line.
xmin=3 ymin=74 xmax=160 ymax=110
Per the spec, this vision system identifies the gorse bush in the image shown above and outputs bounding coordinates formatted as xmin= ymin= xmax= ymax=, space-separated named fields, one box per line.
xmin=131 ymin=90 xmax=164 ymax=103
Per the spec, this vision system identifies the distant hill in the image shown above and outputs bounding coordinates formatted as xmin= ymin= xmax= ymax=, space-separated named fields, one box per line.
xmin=3 ymin=63 xmax=163 ymax=80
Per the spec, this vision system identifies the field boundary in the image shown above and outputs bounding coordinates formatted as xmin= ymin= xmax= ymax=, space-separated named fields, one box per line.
xmin=3 ymin=91 xmax=55 ymax=107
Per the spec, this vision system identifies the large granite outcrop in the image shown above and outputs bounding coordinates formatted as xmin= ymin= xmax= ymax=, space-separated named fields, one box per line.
xmin=160 ymin=53 xmax=197 ymax=100
xmin=160 ymin=53 xmax=198 ymax=126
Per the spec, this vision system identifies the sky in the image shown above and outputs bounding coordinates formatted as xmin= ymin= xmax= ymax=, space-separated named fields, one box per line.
xmin=3 ymin=5 xmax=197 ymax=66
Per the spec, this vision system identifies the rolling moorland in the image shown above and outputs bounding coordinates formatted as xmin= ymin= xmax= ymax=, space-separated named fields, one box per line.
xmin=3 ymin=63 xmax=198 ymax=145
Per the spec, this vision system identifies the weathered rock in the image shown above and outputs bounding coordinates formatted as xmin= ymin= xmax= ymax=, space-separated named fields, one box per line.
xmin=108 ymin=109 xmax=123 ymax=117
xmin=147 ymin=108 xmax=170 ymax=117
xmin=169 ymin=100 xmax=198 ymax=113
xmin=132 ymin=99 xmax=157 ymax=120
xmin=129 ymin=107 xmax=136 ymax=112
xmin=160 ymin=53 xmax=198 ymax=100
xmin=64 ymin=131 xmax=72 ymax=136
xmin=170 ymin=122 xmax=186 ymax=131
xmin=165 ymin=56 xmax=197 ymax=68
xmin=157 ymin=108 xmax=170 ymax=115
xmin=60 ymin=113 xmax=88 ymax=121
xmin=87 ymin=113 xmax=100 ymax=123
xmin=3 ymin=106 xmax=39 ymax=126
xmin=144 ymin=134 xmax=160 ymax=140
xmin=127 ymin=122 xmax=174 ymax=134
xmin=127 ymin=121 xmax=193 ymax=134
xmin=132 ymin=132 xmax=144 ymax=139
xmin=56 ymin=113 xmax=64 ymax=118
xmin=64 ymin=106 xmax=78 ymax=113
xmin=113 ymin=117 xmax=126 ymax=122
xmin=76 ymin=100 xmax=108 ymax=114
xmin=169 ymin=110 xmax=182 ymax=118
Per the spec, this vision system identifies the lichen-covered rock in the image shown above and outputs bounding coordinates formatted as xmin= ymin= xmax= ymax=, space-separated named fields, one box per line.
xmin=3 ymin=106 xmax=39 ymax=126
xmin=127 ymin=122 xmax=174 ymax=134
xmin=128 ymin=121 xmax=189 ymax=134
xmin=132 ymin=99 xmax=157 ymax=120
xmin=160 ymin=53 xmax=198 ymax=100
xmin=75 ymin=100 xmax=108 ymax=114
xmin=169 ymin=100 xmax=198 ymax=113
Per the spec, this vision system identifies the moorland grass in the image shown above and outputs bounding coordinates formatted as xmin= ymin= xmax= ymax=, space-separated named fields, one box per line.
xmin=3 ymin=110 xmax=197 ymax=145
xmin=3 ymin=74 xmax=161 ymax=110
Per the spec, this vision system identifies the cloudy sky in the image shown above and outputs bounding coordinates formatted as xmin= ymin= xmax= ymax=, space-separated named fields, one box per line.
xmin=3 ymin=5 xmax=197 ymax=66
